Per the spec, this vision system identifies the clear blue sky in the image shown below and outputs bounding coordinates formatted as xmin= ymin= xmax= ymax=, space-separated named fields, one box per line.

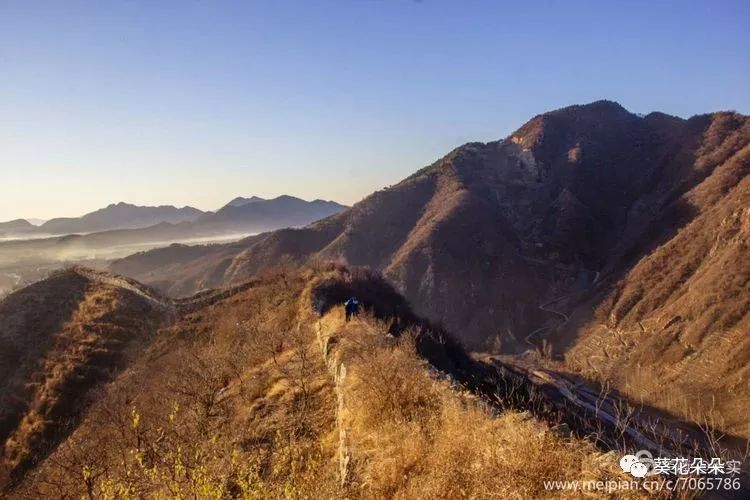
xmin=1 ymin=0 xmax=748 ymax=221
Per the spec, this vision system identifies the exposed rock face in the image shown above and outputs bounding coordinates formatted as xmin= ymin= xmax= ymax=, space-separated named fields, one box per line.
xmin=192 ymin=102 xmax=746 ymax=353
xmin=112 ymin=101 xmax=749 ymax=367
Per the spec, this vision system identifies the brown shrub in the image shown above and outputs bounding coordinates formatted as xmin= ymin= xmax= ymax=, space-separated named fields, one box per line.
xmin=319 ymin=311 xmax=649 ymax=499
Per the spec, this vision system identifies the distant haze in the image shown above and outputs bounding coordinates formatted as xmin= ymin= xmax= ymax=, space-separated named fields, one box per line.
xmin=0 ymin=194 xmax=348 ymax=297
xmin=1 ymin=1 xmax=748 ymax=221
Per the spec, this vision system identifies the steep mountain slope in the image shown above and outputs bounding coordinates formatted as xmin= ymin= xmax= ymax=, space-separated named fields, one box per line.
xmin=565 ymin=114 xmax=750 ymax=436
xmin=109 ymin=102 xmax=750 ymax=439
xmin=4 ymin=267 xmax=644 ymax=498
xmin=115 ymin=102 xmax=749 ymax=352
xmin=0 ymin=268 xmax=166 ymax=487
xmin=39 ymin=202 xmax=205 ymax=235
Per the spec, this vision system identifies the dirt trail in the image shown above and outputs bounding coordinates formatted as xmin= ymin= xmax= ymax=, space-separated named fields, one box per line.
xmin=524 ymin=294 xmax=570 ymax=347
xmin=525 ymin=294 xmax=570 ymax=345
xmin=513 ymin=248 xmax=578 ymax=346
xmin=70 ymin=267 xmax=259 ymax=314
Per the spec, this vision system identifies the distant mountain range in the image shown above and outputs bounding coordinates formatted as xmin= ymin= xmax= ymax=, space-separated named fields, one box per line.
xmin=0 ymin=219 xmax=37 ymax=236
xmin=205 ymin=195 xmax=346 ymax=232
xmin=0 ymin=197 xmax=346 ymax=240
xmin=40 ymin=203 xmax=205 ymax=234
xmin=222 ymin=196 xmax=265 ymax=208
xmin=0 ymin=196 xmax=347 ymax=265
xmin=0 ymin=203 xmax=204 ymax=237
xmin=111 ymin=101 xmax=750 ymax=439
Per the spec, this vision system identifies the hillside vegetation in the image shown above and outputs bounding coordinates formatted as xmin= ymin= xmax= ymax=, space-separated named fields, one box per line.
xmin=314 ymin=309 xmax=636 ymax=499
xmin=2 ymin=266 xmax=653 ymax=498
xmin=111 ymin=101 xmax=750 ymax=441
xmin=0 ymin=269 xmax=165 ymax=488
xmin=566 ymin=113 xmax=750 ymax=438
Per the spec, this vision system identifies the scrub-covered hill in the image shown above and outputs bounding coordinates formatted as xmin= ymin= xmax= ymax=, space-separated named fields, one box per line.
xmin=3 ymin=266 xmax=656 ymax=498
xmin=0 ymin=268 xmax=166 ymax=487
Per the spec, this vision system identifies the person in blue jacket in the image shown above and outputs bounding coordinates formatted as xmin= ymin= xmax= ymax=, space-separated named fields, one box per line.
xmin=344 ymin=297 xmax=360 ymax=321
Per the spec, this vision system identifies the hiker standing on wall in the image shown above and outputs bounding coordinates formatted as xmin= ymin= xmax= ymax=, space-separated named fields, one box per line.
xmin=344 ymin=297 xmax=360 ymax=322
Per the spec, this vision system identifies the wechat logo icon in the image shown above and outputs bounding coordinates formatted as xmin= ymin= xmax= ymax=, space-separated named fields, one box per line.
xmin=620 ymin=450 xmax=654 ymax=477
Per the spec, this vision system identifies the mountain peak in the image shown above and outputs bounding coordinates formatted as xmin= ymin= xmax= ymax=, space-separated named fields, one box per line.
xmin=574 ymin=99 xmax=626 ymax=111
xmin=38 ymin=203 xmax=206 ymax=234
xmin=0 ymin=218 xmax=35 ymax=230
xmin=541 ymin=100 xmax=630 ymax=118
xmin=539 ymin=100 xmax=634 ymax=125
xmin=106 ymin=202 xmax=134 ymax=208
xmin=509 ymin=99 xmax=639 ymax=151
xmin=273 ymin=194 xmax=302 ymax=202
xmin=223 ymin=196 xmax=266 ymax=209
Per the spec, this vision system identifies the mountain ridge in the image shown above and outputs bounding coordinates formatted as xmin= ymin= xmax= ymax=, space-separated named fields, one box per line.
xmin=2 ymin=265 xmax=659 ymax=497
xmin=222 ymin=195 xmax=266 ymax=209
xmin=110 ymin=101 xmax=750 ymax=439
xmin=1 ymin=196 xmax=347 ymax=239
xmin=38 ymin=202 xmax=205 ymax=235
xmin=0 ymin=220 xmax=36 ymax=235
xmin=0 ymin=203 xmax=205 ymax=237
xmin=0 ymin=197 xmax=348 ymax=275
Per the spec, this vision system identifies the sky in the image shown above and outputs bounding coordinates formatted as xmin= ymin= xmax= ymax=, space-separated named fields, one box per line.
xmin=1 ymin=0 xmax=748 ymax=221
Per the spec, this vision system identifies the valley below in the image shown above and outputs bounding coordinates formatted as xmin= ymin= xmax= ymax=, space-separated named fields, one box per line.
xmin=0 ymin=232 xmax=255 ymax=298
xmin=0 ymin=194 xmax=349 ymax=297
xmin=2 ymin=101 xmax=749 ymax=497
xmin=106 ymin=102 xmax=750 ymax=443
xmin=2 ymin=265 xmax=747 ymax=498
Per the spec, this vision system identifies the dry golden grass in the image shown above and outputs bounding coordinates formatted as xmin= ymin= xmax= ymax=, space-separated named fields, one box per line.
xmin=0 ymin=270 xmax=163 ymax=489
xmin=12 ymin=268 xmax=341 ymax=499
xmin=568 ymin=130 xmax=750 ymax=440
xmin=8 ymin=267 xmax=691 ymax=498
xmin=109 ymin=107 xmax=750 ymax=446
xmin=317 ymin=310 xmax=648 ymax=499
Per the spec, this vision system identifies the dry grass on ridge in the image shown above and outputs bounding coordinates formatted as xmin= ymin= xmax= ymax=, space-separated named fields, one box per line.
xmin=9 ymin=267 xmax=679 ymax=498
xmin=318 ymin=309 xmax=652 ymax=499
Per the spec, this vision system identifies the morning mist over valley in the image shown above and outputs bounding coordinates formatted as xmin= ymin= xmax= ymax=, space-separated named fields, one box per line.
xmin=1 ymin=1 xmax=748 ymax=498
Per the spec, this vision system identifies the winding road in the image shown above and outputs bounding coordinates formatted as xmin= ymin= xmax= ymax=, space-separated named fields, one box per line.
xmin=524 ymin=293 xmax=571 ymax=345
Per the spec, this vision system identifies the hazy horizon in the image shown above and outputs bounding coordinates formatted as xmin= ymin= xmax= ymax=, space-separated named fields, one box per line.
xmin=2 ymin=0 xmax=749 ymax=221
xmin=0 ymin=194 xmax=347 ymax=224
